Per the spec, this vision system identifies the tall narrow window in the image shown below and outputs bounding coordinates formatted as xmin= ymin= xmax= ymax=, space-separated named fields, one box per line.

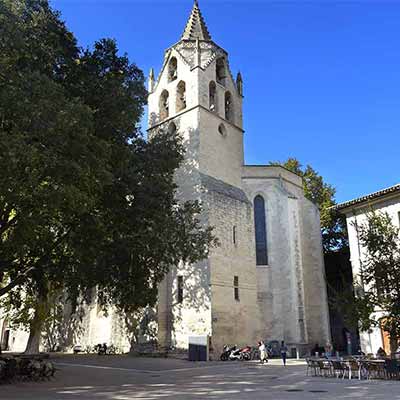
xmin=254 ymin=195 xmax=268 ymax=265
xmin=209 ymin=81 xmax=217 ymax=112
xmin=168 ymin=122 xmax=177 ymax=134
xmin=177 ymin=276 xmax=183 ymax=304
xmin=216 ymin=57 xmax=226 ymax=86
xmin=233 ymin=225 xmax=237 ymax=245
xmin=225 ymin=91 xmax=233 ymax=122
xmin=159 ymin=90 xmax=169 ymax=120
xmin=176 ymin=81 xmax=186 ymax=112
xmin=234 ymin=276 xmax=239 ymax=301
xmin=168 ymin=57 xmax=177 ymax=82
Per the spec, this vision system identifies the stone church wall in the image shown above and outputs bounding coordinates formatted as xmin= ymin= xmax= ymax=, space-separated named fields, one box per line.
xmin=242 ymin=165 xmax=330 ymax=352
xmin=299 ymin=197 xmax=331 ymax=347
xmin=205 ymin=189 xmax=257 ymax=354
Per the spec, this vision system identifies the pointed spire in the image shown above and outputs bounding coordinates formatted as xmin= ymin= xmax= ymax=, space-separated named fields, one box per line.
xmin=236 ymin=72 xmax=243 ymax=96
xmin=181 ymin=0 xmax=212 ymax=41
xmin=148 ymin=68 xmax=155 ymax=92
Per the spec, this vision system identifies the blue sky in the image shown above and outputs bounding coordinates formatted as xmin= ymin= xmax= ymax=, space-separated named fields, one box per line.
xmin=51 ymin=0 xmax=400 ymax=203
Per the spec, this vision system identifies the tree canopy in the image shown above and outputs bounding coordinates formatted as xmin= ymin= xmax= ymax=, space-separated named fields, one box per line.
xmin=356 ymin=211 xmax=400 ymax=354
xmin=0 ymin=0 xmax=217 ymax=352
xmin=270 ymin=157 xmax=348 ymax=253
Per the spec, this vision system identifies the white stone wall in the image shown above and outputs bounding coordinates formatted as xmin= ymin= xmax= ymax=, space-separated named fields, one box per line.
xmin=300 ymin=196 xmax=331 ymax=346
xmin=148 ymin=43 xmax=244 ymax=188
xmin=207 ymin=190 xmax=257 ymax=354
xmin=242 ymin=166 xmax=330 ymax=351
xmin=0 ymin=320 xmax=29 ymax=353
xmin=343 ymin=194 xmax=400 ymax=354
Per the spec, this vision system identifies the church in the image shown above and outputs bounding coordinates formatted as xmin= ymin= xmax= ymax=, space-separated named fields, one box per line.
xmin=148 ymin=1 xmax=330 ymax=356
xmin=0 ymin=1 xmax=330 ymax=356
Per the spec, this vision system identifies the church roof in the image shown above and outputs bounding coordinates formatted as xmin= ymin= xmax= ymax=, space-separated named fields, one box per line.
xmin=200 ymin=173 xmax=250 ymax=204
xmin=335 ymin=183 xmax=400 ymax=211
xmin=181 ymin=0 xmax=212 ymax=41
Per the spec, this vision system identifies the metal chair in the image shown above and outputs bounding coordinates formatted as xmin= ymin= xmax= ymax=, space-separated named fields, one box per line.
xmin=331 ymin=360 xmax=345 ymax=378
xmin=306 ymin=358 xmax=319 ymax=376
xmin=343 ymin=359 xmax=361 ymax=380
xmin=317 ymin=360 xmax=333 ymax=377
xmin=384 ymin=359 xmax=399 ymax=380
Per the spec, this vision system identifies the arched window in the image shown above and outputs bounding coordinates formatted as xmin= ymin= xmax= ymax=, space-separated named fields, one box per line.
xmin=159 ymin=90 xmax=169 ymax=120
xmin=225 ymin=91 xmax=233 ymax=122
xmin=176 ymin=81 xmax=186 ymax=112
xmin=216 ymin=57 xmax=226 ymax=86
xmin=209 ymin=81 xmax=217 ymax=112
xmin=168 ymin=122 xmax=177 ymax=134
xmin=254 ymin=195 xmax=268 ymax=265
xmin=168 ymin=57 xmax=177 ymax=82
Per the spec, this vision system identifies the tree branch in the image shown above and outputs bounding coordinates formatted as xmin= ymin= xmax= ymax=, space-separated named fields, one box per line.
xmin=0 ymin=225 xmax=75 ymax=297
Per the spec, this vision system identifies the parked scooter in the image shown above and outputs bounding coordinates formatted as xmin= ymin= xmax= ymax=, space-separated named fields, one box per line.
xmin=239 ymin=345 xmax=252 ymax=361
xmin=94 ymin=343 xmax=108 ymax=355
xmin=220 ymin=345 xmax=252 ymax=361
xmin=220 ymin=345 xmax=234 ymax=361
xmin=228 ymin=345 xmax=242 ymax=361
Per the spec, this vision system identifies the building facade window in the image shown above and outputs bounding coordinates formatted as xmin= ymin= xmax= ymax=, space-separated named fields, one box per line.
xmin=168 ymin=57 xmax=177 ymax=82
xmin=159 ymin=90 xmax=169 ymax=120
xmin=216 ymin=57 xmax=226 ymax=86
xmin=177 ymin=276 xmax=183 ymax=304
xmin=225 ymin=91 xmax=233 ymax=122
xmin=234 ymin=276 xmax=239 ymax=301
xmin=176 ymin=80 xmax=186 ymax=112
xmin=168 ymin=122 xmax=177 ymax=134
xmin=254 ymin=195 xmax=268 ymax=265
xmin=209 ymin=81 xmax=217 ymax=112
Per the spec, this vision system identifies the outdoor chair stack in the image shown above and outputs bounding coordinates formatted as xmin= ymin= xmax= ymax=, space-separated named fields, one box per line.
xmin=306 ymin=357 xmax=400 ymax=381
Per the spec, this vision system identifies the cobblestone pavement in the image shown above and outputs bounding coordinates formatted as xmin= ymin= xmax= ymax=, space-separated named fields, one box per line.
xmin=1 ymin=355 xmax=399 ymax=399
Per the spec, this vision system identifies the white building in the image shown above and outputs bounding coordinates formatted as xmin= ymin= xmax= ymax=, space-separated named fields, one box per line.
xmin=336 ymin=183 xmax=400 ymax=355
xmin=149 ymin=1 xmax=330 ymax=356
xmin=1 ymin=1 xmax=331 ymax=356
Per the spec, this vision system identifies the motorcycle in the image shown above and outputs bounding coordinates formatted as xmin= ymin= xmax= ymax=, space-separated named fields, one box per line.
xmin=228 ymin=345 xmax=242 ymax=361
xmin=220 ymin=345 xmax=253 ymax=361
xmin=220 ymin=344 xmax=234 ymax=361
xmin=94 ymin=343 xmax=108 ymax=355
xmin=239 ymin=345 xmax=252 ymax=361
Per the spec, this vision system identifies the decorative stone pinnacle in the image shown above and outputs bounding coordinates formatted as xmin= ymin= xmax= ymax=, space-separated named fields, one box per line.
xmin=181 ymin=0 xmax=212 ymax=41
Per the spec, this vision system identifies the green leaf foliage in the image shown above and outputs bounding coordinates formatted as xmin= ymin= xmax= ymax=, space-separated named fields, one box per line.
xmin=355 ymin=211 xmax=400 ymax=352
xmin=269 ymin=157 xmax=348 ymax=253
xmin=0 ymin=0 xmax=217 ymax=338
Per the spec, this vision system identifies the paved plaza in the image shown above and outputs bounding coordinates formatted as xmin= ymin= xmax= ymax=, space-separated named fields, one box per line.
xmin=1 ymin=355 xmax=399 ymax=399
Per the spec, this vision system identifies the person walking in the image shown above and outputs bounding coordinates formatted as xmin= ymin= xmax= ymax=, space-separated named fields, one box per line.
xmin=280 ymin=340 xmax=288 ymax=366
xmin=258 ymin=341 xmax=267 ymax=364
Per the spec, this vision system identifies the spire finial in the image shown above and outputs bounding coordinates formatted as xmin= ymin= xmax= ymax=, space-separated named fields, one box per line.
xmin=181 ymin=0 xmax=211 ymax=41
xmin=148 ymin=68 xmax=155 ymax=92
xmin=236 ymin=72 xmax=243 ymax=96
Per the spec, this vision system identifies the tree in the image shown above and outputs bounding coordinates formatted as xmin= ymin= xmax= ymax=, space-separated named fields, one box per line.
xmin=270 ymin=157 xmax=348 ymax=252
xmin=0 ymin=0 xmax=217 ymax=353
xmin=356 ymin=211 xmax=400 ymax=356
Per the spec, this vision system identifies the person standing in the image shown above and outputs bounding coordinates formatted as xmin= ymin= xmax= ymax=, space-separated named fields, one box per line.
xmin=258 ymin=341 xmax=267 ymax=364
xmin=280 ymin=340 xmax=288 ymax=366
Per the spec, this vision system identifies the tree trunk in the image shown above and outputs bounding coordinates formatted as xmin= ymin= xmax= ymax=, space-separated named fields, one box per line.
xmin=390 ymin=335 xmax=398 ymax=358
xmin=24 ymin=298 xmax=47 ymax=354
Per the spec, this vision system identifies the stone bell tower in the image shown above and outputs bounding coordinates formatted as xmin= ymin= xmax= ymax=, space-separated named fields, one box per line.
xmin=148 ymin=1 xmax=258 ymax=352
xmin=148 ymin=0 xmax=245 ymax=188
